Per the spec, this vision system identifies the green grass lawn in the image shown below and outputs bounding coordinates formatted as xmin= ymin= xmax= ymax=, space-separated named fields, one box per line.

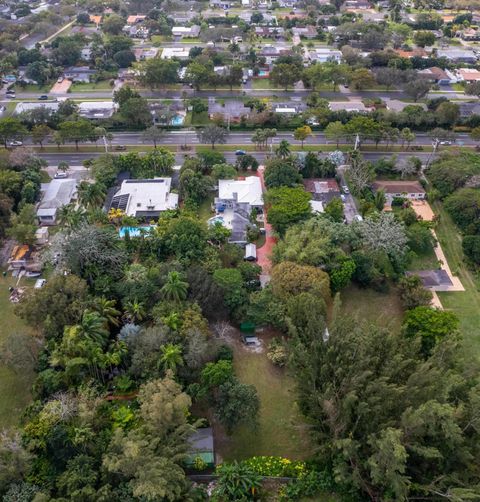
xmin=150 ymin=35 xmax=168 ymax=45
xmin=252 ymin=79 xmax=274 ymax=90
xmin=190 ymin=111 xmax=210 ymax=126
xmin=17 ymin=84 xmax=51 ymax=93
xmin=180 ymin=37 xmax=201 ymax=44
xmin=70 ymin=80 xmax=113 ymax=92
xmin=0 ymin=271 xmax=36 ymax=428
xmin=340 ymin=284 xmax=404 ymax=332
xmin=218 ymin=332 xmax=313 ymax=461
xmin=451 ymin=83 xmax=466 ymax=92
xmin=433 ymin=202 xmax=480 ymax=360
xmin=408 ymin=246 xmax=440 ymax=271
xmin=197 ymin=194 xmax=214 ymax=222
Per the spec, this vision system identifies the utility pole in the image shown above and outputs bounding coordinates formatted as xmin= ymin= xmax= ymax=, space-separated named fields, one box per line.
xmin=354 ymin=133 xmax=360 ymax=151
xmin=425 ymin=138 xmax=439 ymax=171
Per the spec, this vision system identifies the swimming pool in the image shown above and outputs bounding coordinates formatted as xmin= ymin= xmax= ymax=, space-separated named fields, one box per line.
xmin=258 ymin=70 xmax=268 ymax=77
xmin=208 ymin=216 xmax=225 ymax=226
xmin=171 ymin=114 xmax=185 ymax=126
xmin=119 ymin=226 xmax=154 ymax=238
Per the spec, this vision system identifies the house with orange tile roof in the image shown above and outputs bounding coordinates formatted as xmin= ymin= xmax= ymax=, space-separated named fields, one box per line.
xmin=127 ymin=15 xmax=146 ymax=24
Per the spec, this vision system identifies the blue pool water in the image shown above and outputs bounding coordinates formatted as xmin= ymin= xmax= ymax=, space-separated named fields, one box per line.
xmin=119 ymin=226 xmax=154 ymax=238
xmin=208 ymin=216 xmax=225 ymax=226
xmin=258 ymin=70 xmax=268 ymax=77
xmin=171 ymin=114 xmax=185 ymax=126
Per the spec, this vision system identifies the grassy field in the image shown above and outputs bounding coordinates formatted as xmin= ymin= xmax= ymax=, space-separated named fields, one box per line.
xmin=217 ymin=331 xmax=313 ymax=461
xmin=70 ymin=80 xmax=113 ymax=92
xmin=0 ymin=271 xmax=36 ymax=428
xmin=340 ymin=284 xmax=404 ymax=332
xmin=433 ymin=202 xmax=480 ymax=360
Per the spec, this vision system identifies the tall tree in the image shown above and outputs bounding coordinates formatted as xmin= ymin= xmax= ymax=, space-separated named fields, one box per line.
xmin=197 ymin=125 xmax=229 ymax=149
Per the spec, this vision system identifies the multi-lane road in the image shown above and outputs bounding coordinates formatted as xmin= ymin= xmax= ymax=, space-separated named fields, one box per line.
xmin=22 ymin=129 xmax=478 ymax=149
xmin=38 ymin=150 xmax=438 ymax=170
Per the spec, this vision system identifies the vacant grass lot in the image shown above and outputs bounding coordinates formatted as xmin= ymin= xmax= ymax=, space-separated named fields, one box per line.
xmin=340 ymin=284 xmax=404 ymax=332
xmin=70 ymin=80 xmax=113 ymax=92
xmin=218 ymin=331 xmax=313 ymax=461
xmin=0 ymin=272 xmax=36 ymax=427
xmin=433 ymin=202 xmax=480 ymax=360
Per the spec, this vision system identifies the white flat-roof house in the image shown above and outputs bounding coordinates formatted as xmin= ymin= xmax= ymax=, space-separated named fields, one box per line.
xmin=307 ymin=48 xmax=342 ymax=63
xmin=78 ymin=101 xmax=118 ymax=119
xmin=109 ymin=178 xmax=178 ymax=219
xmin=217 ymin=177 xmax=263 ymax=208
xmin=37 ymin=179 xmax=77 ymax=225
xmin=161 ymin=48 xmax=190 ymax=60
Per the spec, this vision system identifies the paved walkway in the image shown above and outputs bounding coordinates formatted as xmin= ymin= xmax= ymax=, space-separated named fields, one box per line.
xmin=255 ymin=166 xmax=276 ymax=282
xmin=431 ymin=230 xmax=465 ymax=292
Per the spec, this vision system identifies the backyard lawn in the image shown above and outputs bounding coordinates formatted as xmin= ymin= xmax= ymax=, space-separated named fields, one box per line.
xmin=0 ymin=271 xmax=36 ymax=428
xmin=217 ymin=331 xmax=313 ymax=462
xmin=340 ymin=284 xmax=404 ymax=332
xmin=433 ymin=202 xmax=480 ymax=360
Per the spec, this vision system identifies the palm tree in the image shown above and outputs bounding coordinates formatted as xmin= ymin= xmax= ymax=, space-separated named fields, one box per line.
xmin=92 ymin=297 xmax=121 ymax=327
xmin=123 ymin=299 xmax=146 ymax=323
xmin=159 ymin=343 xmax=183 ymax=373
xmin=276 ymin=139 xmax=291 ymax=159
xmin=78 ymin=181 xmax=107 ymax=209
xmin=77 ymin=311 xmax=109 ymax=347
xmin=162 ymin=312 xmax=181 ymax=331
xmin=161 ymin=271 xmax=188 ymax=302
xmin=58 ymin=204 xmax=86 ymax=230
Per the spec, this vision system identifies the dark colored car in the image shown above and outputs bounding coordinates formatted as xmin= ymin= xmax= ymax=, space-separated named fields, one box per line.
xmin=38 ymin=95 xmax=48 ymax=100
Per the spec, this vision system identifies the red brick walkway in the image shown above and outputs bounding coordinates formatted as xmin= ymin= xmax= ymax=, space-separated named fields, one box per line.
xmin=255 ymin=167 xmax=276 ymax=274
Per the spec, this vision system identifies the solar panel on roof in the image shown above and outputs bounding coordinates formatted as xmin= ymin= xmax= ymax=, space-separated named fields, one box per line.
xmin=111 ymin=194 xmax=129 ymax=211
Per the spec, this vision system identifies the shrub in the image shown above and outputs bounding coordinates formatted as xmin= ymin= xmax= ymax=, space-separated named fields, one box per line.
xmin=242 ymin=456 xmax=307 ymax=477
xmin=267 ymin=339 xmax=288 ymax=367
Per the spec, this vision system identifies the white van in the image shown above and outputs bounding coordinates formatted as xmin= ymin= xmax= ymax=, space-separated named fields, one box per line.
xmin=244 ymin=243 xmax=257 ymax=261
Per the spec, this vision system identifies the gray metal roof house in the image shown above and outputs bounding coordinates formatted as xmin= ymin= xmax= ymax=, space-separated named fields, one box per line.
xmin=37 ymin=179 xmax=77 ymax=225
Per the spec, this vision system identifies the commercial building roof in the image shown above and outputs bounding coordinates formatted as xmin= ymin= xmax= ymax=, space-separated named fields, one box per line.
xmin=218 ymin=176 xmax=263 ymax=206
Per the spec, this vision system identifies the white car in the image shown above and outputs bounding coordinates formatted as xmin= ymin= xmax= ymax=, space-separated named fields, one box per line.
xmin=9 ymin=140 xmax=22 ymax=147
xmin=54 ymin=172 xmax=68 ymax=179
xmin=353 ymin=214 xmax=363 ymax=222
xmin=342 ymin=185 xmax=350 ymax=194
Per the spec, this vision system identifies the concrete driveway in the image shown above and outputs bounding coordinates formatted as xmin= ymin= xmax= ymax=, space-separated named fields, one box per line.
xmin=50 ymin=79 xmax=72 ymax=94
